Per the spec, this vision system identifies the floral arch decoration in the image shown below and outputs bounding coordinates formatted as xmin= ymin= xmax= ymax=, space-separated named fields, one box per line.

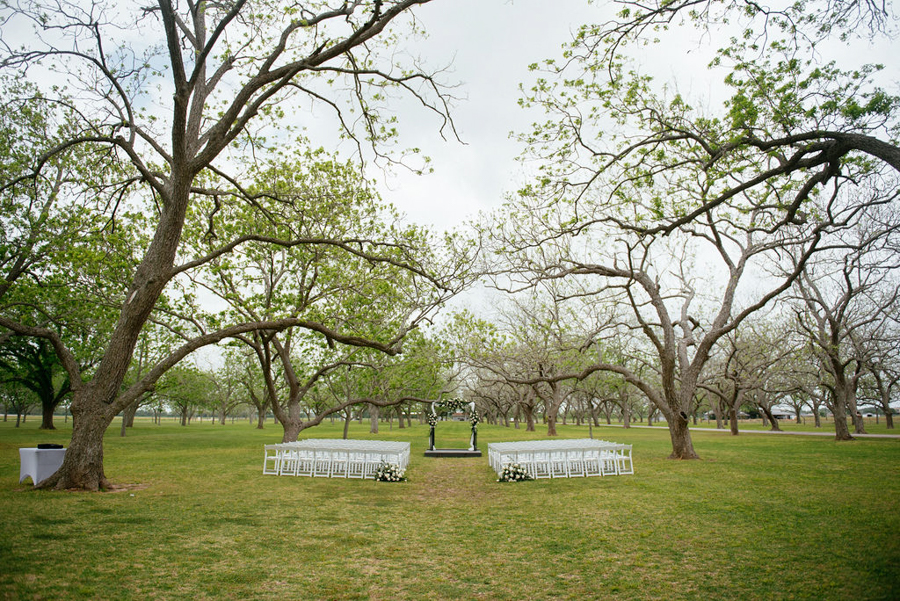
xmin=426 ymin=398 xmax=480 ymax=456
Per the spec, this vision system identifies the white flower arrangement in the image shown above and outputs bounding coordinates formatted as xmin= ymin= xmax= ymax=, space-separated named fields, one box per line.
xmin=498 ymin=462 xmax=532 ymax=482
xmin=374 ymin=461 xmax=406 ymax=482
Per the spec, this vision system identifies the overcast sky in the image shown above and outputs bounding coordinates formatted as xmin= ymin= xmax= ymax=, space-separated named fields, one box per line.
xmin=374 ymin=0 xmax=613 ymax=230
xmin=366 ymin=0 xmax=899 ymax=232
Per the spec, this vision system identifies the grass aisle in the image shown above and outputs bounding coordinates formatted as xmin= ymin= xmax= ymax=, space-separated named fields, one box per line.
xmin=1 ymin=419 xmax=898 ymax=600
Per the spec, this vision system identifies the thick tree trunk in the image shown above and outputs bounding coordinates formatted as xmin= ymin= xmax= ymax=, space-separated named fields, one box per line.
xmin=546 ymin=413 xmax=558 ymax=436
xmin=37 ymin=395 xmax=115 ymax=490
xmin=40 ymin=402 xmax=56 ymax=430
xmin=831 ymin=397 xmax=854 ymax=441
xmin=545 ymin=402 xmax=560 ymax=436
xmin=523 ymin=405 xmax=535 ymax=432
xmin=343 ymin=410 xmax=352 ymax=439
xmin=666 ymin=417 xmax=699 ymax=459
xmin=256 ymin=411 xmax=265 ymax=429
xmin=729 ymin=406 xmax=739 ymax=436
xmin=886 ymin=412 xmax=894 ymax=429
xmin=281 ymin=420 xmax=302 ymax=442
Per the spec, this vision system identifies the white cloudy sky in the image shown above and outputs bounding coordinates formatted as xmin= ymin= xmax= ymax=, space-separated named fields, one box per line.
xmin=366 ymin=0 xmax=899 ymax=232
xmin=374 ymin=0 xmax=616 ymax=230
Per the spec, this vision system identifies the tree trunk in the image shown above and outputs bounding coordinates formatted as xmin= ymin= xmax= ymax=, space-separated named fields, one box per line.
xmin=546 ymin=412 xmax=558 ymax=436
xmin=119 ymin=402 xmax=140 ymax=437
xmin=37 ymin=395 xmax=115 ymax=490
xmin=281 ymin=420 xmax=302 ymax=443
xmin=851 ymin=409 xmax=867 ymax=434
xmin=369 ymin=405 xmax=379 ymax=434
xmin=886 ymin=412 xmax=894 ymax=429
xmin=666 ymin=417 xmax=699 ymax=460
xmin=760 ymin=405 xmax=782 ymax=431
xmin=523 ymin=405 xmax=535 ymax=432
xmin=831 ymin=396 xmax=853 ymax=441
xmin=256 ymin=411 xmax=265 ymax=429
xmin=40 ymin=402 xmax=57 ymax=430
xmin=729 ymin=405 xmax=739 ymax=436
xmin=343 ymin=410 xmax=352 ymax=439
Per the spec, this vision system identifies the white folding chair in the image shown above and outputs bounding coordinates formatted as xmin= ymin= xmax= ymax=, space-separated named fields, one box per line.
xmin=263 ymin=445 xmax=281 ymax=475
xmin=549 ymin=451 xmax=568 ymax=478
xmin=584 ymin=448 xmax=601 ymax=477
xmin=312 ymin=449 xmax=332 ymax=477
xmin=279 ymin=446 xmax=299 ymax=476
xmin=532 ymin=451 xmax=551 ymax=479
xmin=615 ymin=444 xmax=634 ymax=475
xmin=330 ymin=450 xmax=349 ymax=478
xmin=567 ymin=449 xmax=586 ymax=477
xmin=600 ymin=449 xmax=619 ymax=476
xmin=293 ymin=449 xmax=313 ymax=476
xmin=347 ymin=452 xmax=365 ymax=478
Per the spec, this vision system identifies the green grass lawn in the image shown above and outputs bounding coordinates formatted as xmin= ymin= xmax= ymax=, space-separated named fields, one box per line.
xmin=1 ymin=418 xmax=898 ymax=600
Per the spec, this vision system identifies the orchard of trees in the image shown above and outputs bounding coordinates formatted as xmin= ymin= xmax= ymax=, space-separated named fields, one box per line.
xmin=1 ymin=0 xmax=898 ymax=489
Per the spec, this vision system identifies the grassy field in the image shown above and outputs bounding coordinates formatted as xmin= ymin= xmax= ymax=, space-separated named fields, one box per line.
xmin=1 ymin=418 xmax=898 ymax=600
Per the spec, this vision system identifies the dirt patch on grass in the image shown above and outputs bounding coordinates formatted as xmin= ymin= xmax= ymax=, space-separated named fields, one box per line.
xmin=413 ymin=458 xmax=498 ymax=502
xmin=103 ymin=482 xmax=151 ymax=493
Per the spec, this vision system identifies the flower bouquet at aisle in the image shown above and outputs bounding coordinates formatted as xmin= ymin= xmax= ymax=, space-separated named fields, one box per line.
xmin=374 ymin=461 xmax=406 ymax=482
xmin=498 ymin=463 xmax=532 ymax=482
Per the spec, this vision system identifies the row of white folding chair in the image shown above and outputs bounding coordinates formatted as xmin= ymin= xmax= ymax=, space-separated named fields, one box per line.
xmin=294 ymin=441 xmax=410 ymax=471
xmin=277 ymin=448 xmax=401 ymax=478
xmin=499 ymin=447 xmax=625 ymax=478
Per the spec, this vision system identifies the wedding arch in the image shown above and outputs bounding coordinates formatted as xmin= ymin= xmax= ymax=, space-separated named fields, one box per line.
xmin=424 ymin=398 xmax=482 ymax=457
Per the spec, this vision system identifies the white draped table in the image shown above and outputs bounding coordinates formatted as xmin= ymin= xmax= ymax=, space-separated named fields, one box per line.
xmin=19 ymin=448 xmax=66 ymax=485
xmin=488 ymin=438 xmax=633 ymax=478
xmin=263 ymin=439 xmax=410 ymax=478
